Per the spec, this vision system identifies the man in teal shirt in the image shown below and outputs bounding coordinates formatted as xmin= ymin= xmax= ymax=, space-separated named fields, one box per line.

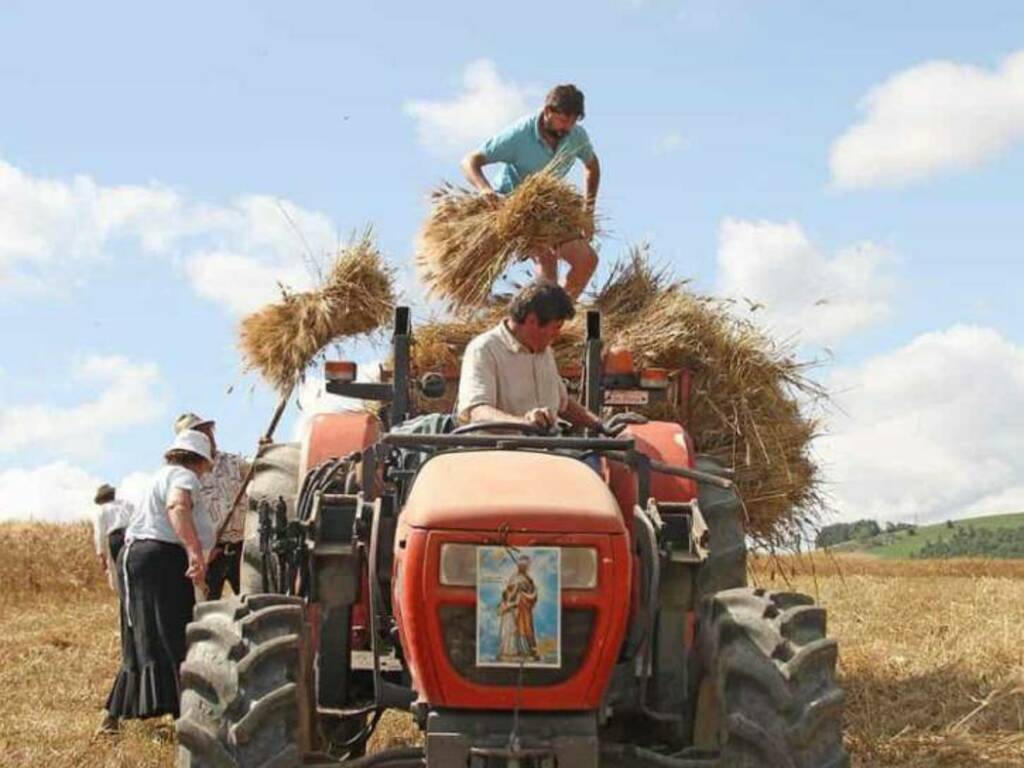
xmin=461 ymin=84 xmax=600 ymax=300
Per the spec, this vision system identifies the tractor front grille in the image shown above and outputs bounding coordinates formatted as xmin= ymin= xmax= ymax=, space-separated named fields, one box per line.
xmin=438 ymin=605 xmax=594 ymax=686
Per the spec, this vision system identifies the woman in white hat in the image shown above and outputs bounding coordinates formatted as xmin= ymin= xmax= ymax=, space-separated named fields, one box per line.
xmin=101 ymin=429 xmax=215 ymax=732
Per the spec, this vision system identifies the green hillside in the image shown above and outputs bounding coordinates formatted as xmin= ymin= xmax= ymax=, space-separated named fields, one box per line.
xmin=829 ymin=512 xmax=1024 ymax=559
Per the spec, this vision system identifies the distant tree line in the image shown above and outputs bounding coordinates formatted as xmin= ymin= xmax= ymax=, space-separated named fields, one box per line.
xmin=815 ymin=519 xmax=915 ymax=549
xmin=912 ymin=525 xmax=1024 ymax=559
xmin=816 ymin=517 xmax=1024 ymax=558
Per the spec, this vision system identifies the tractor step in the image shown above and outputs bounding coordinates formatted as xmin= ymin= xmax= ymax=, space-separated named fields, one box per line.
xmin=351 ymin=649 xmax=403 ymax=672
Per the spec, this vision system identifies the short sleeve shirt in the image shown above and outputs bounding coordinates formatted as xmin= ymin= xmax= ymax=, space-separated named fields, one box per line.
xmin=457 ymin=322 xmax=569 ymax=422
xmin=479 ymin=113 xmax=595 ymax=194
xmin=92 ymin=499 xmax=134 ymax=554
xmin=126 ymin=465 xmax=215 ymax=551
xmin=200 ymin=452 xmax=247 ymax=544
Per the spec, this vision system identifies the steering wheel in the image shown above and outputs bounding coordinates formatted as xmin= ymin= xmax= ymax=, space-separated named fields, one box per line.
xmin=450 ymin=420 xmax=551 ymax=436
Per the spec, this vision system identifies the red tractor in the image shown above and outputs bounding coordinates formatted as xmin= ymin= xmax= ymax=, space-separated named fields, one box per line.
xmin=176 ymin=308 xmax=849 ymax=767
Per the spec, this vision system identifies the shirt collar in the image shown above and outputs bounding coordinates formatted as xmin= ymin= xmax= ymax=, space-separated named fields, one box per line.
xmin=498 ymin=320 xmax=532 ymax=354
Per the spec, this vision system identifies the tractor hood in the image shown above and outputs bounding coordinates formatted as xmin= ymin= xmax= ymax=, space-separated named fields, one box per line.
xmin=402 ymin=450 xmax=625 ymax=534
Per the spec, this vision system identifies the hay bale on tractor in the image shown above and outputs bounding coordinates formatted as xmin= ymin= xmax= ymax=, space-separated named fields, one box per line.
xmin=603 ymin=257 xmax=826 ymax=542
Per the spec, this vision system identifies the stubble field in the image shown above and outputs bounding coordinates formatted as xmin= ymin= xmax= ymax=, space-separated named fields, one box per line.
xmin=1 ymin=522 xmax=1021 ymax=767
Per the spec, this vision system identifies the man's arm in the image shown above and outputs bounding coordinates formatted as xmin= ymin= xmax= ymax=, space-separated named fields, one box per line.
xmin=468 ymin=404 xmax=521 ymax=423
xmin=559 ymin=397 xmax=602 ymax=431
xmin=461 ymin=151 xmax=496 ymax=195
xmin=583 ymin=154 xmax=601 ymax=212
xmin=468 ymin=404 xmax=555 ymax=428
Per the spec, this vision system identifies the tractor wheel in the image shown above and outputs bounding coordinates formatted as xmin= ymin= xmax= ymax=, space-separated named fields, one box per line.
xmin=693 ymin=588 xmax=849 ymax=768
xmin=176 ymin=593 xmax=313 ymax=768
xmin=694 ymin=454 xmax=747 ymax=600
xmin=240 ymin=443 xmax=302 ymax=596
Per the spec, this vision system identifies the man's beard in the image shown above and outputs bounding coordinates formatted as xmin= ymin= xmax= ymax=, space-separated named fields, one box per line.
xmin=542 ymin=117 xmax=568 ymax=140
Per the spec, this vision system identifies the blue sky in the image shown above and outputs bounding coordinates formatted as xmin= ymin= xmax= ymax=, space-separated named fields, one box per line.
xmin=1 ymin=1 xmax=1022 ymax=525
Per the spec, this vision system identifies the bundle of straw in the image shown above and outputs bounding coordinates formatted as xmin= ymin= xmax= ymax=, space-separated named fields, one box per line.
xmin=587 ymin=242 xmax=679 ymax=323
xmin=417 ymin=172 xmax=593 ymax=313
xmin=238 ymin=230 xmax=396 ymax=393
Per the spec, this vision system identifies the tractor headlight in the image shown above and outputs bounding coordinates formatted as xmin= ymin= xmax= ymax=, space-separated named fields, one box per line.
xmin=439 ymin=543 xmax=477 ymax=586
xmin=561 ymin=547 xmax=598 ymax=589
xmin=439 ymin=544 xmax=598 ymax=589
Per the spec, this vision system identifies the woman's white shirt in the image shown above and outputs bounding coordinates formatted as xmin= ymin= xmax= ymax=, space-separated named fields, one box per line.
xmin=125 ymin=465 xmax=215 ymax=551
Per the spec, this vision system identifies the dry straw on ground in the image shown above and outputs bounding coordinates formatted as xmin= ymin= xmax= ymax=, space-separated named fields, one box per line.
xmin=410 ymin=245 xmax=825 ymax=541
xmin=754 ymin=553 xmax=1024 ymax=768
xmin=238 ymin=230 xmax=395 ymax=393
xmin=4 ymin=523 xmax=1022 ymax=767
xmin=416 ymin=173 xmax=592 ymax=313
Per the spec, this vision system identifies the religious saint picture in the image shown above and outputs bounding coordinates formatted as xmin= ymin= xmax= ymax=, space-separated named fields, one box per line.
xmin=476 ymin=546 xmax=561 ymax=668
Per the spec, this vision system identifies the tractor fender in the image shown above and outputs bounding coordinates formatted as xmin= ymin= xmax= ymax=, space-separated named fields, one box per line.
xmin=606 ymin=421 xmax=698 ymax=515
xmin=299 ymin=411 xmax=380 ymax=477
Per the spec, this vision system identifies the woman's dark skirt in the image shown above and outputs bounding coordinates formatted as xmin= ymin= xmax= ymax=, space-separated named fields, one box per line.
xmin=108 ymin=527 xmax=125 ymax=565
xmin=105 ymin=539 xmax=195 ymax=719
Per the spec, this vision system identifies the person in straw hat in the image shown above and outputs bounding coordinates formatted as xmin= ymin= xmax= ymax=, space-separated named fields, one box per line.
xmin=100 ymin=429 xmax=215 ymax=733
xmin=457 ymin=281 xmax=604 ymax=431
xmin=173 ymin=412 xmax=251 ymax=600
xmin=461 ymin=84 xmax=600 ymax=300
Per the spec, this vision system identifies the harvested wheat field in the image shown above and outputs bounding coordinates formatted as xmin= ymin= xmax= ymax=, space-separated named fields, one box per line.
xmin=2 ymin=523 xmax=1022 ymax=767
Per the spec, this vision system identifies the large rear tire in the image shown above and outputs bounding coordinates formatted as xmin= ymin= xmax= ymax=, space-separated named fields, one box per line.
xmin=694 ymin=454 xmax=748 ymax=600
xmin=694 ymin=587 xmax=849 ymax=768
xmin=176 ymin=594 xmax=313 ymax=768
xmin=240 ymin=443 xmax=302 ymax=596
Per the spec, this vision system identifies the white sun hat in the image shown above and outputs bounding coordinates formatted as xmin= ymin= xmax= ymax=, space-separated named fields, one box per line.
xmin=167 ymin=429 xmax=214 ymax=462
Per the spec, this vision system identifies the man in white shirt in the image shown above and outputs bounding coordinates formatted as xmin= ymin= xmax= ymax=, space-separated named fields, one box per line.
xmin=173 ymin=412 xmax=250 ymax=599
xmin=457 ymin=281 xmax=603 ymax=431
xmin=92 ymin=483 xmax=133 ymax=592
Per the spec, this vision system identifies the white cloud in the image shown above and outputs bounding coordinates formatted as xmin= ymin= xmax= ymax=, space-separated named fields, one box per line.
xmin=715 ymin=218 xmax=896 ymax=345
xmin=818 ymin=325 xmax=1024 ymax=525
xmin=0 ymin=157 xmax=344 ymax=314
xmin=185 ymin=249 xmax=310 ymax=316
xmin=830 ymin=50 xmax=1024 ymax=188
xmin=404 ymin=59 xmax=539 ymax=158
xmin=0 ymin=158 xmax=183 ymax=290
xmin=0 ymin=354 xmax=166 ymax=459
xmin=654 ymin=132 xmax=686 ymax=155
xmin=0 ymin=462 xmax=103 ymax=523
xmin=0 ymin=463 xmax=157 ymax=523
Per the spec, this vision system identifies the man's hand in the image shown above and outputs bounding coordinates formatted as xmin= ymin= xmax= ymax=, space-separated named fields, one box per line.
xmin=480 ymin=190 xmax=502 ymax=210
xmin=523 ymin=407 xmax=556 ymax=430
xmin=600 ymin=411 xmax=649 ymax=436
